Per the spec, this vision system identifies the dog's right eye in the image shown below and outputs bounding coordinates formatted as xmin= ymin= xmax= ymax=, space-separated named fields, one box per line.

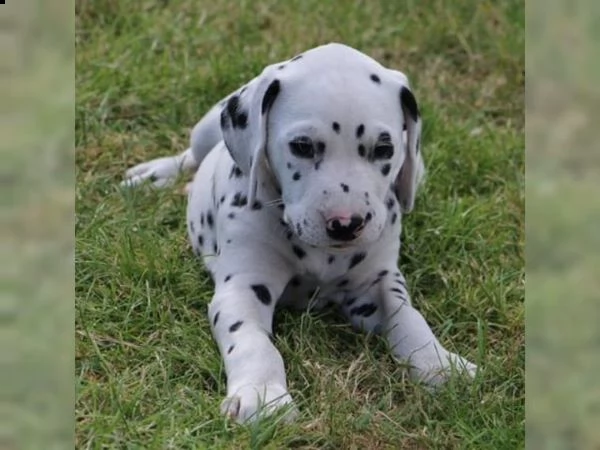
xmin=289 ymin=137 xmax=315 ymax=159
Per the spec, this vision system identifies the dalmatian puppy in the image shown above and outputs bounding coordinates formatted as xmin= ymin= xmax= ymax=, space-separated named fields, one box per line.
xmin=122 ymin=43 xmax=477 ymax=423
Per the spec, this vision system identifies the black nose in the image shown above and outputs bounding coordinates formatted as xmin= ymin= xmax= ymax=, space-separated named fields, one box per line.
xmin=326 ymin=214 xmax=365 ymax=241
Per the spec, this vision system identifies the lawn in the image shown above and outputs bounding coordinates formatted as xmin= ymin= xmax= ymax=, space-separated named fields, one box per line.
xmin=75 ymin=1 xmax=524 ymax=448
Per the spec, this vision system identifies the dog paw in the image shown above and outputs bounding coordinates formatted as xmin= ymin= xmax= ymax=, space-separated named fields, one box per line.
xmin=410 ymin=350 xmax=477 ymax=387
xmin=121 ymin=150 xmax=196 ymax=189
xmin=220 ymin=383 xmax=298 ymax=424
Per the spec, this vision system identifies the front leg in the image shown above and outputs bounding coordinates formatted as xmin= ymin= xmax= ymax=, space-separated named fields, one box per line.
xmin=208 ymin=274 xmax=298 ymax=423
xmin=381 ymin=271 xmax=477 ymax=386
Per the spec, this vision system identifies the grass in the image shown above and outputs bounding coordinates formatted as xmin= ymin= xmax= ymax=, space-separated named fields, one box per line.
xmin=75 ymin=1 xmax=524 ymax=448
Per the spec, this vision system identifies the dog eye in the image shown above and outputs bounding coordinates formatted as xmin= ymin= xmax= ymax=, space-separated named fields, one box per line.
xmin=289 ymin=137 xmax=315 ymax=159
xmin=372 ymin=143 xmax=394 ymax=160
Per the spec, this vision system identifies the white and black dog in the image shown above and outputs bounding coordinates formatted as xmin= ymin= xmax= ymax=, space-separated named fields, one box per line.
xmin=123 ymin=43 xmax=477 ymax=423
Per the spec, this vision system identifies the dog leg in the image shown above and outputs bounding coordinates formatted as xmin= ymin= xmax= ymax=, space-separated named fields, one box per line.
xmin=120 ymin=147 xmax=197 ymax=188
xmin=208 ymin=278 xmax=298 ymax=423
xmin=121 ymin=100 xmax=226 ymax=188
xmin=381 ymin=270 xmax=477 ymax=386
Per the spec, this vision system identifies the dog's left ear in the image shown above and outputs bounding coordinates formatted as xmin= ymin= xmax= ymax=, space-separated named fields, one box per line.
xmin=220 ymin=66 xmax=282 ymax=204
xmin=386 ymin=71 xmax=425 ymax=214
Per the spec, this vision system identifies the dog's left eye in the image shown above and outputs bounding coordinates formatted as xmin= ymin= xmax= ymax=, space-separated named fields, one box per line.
xmin=289 ymin=137 xmax=315 ymax=159
xmin=372 ymin=143 xmax=394 ymax=160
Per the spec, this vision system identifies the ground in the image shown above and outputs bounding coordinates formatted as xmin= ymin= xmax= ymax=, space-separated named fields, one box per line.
xmin=75 ymin=1 xmax=524 ymax=448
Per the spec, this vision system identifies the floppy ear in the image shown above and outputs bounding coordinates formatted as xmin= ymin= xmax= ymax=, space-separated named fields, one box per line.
xmin=393 ymin=80 xmax=424 ymax=214
xmin=220 ymin=66 xmax=282 ymax=205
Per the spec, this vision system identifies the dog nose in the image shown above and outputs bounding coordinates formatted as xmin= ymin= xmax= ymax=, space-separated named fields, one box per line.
xmin=325 ymin=214 xmax=365 ymax=241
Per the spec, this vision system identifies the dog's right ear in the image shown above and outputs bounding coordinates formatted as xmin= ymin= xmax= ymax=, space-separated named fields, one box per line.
xmin=220 ymin=66 xmax=282 ymax=205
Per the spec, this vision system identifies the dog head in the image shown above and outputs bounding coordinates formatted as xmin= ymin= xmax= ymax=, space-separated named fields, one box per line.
xmin=220 ymin=43 xmax=424 ymax=249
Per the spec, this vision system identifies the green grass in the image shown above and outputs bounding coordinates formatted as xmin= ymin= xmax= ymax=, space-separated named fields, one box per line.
xmin=75 ymin=1 xmax=524 ymax=448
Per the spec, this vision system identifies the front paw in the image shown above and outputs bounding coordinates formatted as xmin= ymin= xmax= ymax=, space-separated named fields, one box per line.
xmin=220 ymin=383 xmax=298 ymax=424
xmin=410 ymin=350 xmax=477 ymax=387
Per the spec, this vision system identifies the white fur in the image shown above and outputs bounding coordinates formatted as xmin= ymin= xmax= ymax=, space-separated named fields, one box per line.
xmin=122 ymin=43 xmax=476 ymax=423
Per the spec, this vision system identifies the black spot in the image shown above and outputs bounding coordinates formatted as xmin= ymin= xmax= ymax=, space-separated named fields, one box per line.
xmin=381 ymin=164 xmax=391 ymax=176
xmin=340 ymin=183 xmax=349 ymax=193
xmin=394 ymin=277 xmax=407 ymax=288
xmin=220 ymin=110 xmax=228 ymax=129
xmin=390 ymin=287 xmax=405 ymax=295
xmin=213 ymin=311 xmax=220 ymax=326
xmin=337 ymin=279 xmax=349 ymax=287
xmin=400 ymin=86 xmax=420 ymax=121
xmin=229 ymin=320 xmax=243 ymax=332
xmin=251 ymin=284 xmax=272 ymax=305
xmin=278 ymin=64 xmax=286 ymax=70
xmin=278 ymin=204 xmax=285 ymax=210
xmin=226 ymin=239 xmax=232 ymax=244
xmin=198 ymin=235 xmax=204 ymax=246
xmin=292 ymin=172 xmax=301 ymax=181
xmin=370 ymin=74 xmax=381 ymax=83
xmin=206 ymin=211 xmax=214 ymax=228
xmin=227 ymin=345 xmax=235 ymax=354
xmin=292 ymin=245 xmax=306 ymax=259
xmin=296 ymin=223 xmax=303 ymax=237
xmin=189 ymin=222 xmax=195 ymax=233
xmin=358 ymin=144 xmax=366 ymax=158
xmin=332 ymin=122 xmax=340 ymax=133
xmin=379 ymin=132 xmax=392 ymax=143
xmin=350 ymin=303 xmax=378 ymax=317
xmin=364 ymin=192 xmax=369 ymax=198
xmin=220 ymin=195 xmax=226 ymax=204
xmin=391 ymin=213 xmax=398 ymax=224
xmin=224 ymin=274 xmax=232 ymax=282
xmin=286 ymin=230 xmax=294 ymax=240
xmin=291 ymin=54 xmax=303 ymax=61
xmin=226 ymin=95 xmax=248 ymax=129
xmin=386 ymin=197 xmax=395 ymax=210
xmin=290 ymin=276 xmax=301 ymax=287
xmin=230 ymin=165 xmax=243 ymax=179
xmin=227 ymin=212 xmax=235 ymax=219
xmin=416 ymin=137 xmax=421 ymax=154
xmin=356 ymin=124 xmax=365 ymax=138
xmin=315 ymin=161 xmax=322 ymax=171
xmin=371 ymin=277 xmax=383 ymax=286
xmin=365 ymin=212 xmax=373 ymax=223
xmin=252 ymin=200 xmax=263 ymax=210
xmin=262 ymin=79 xmax=281 ymax=114
xmin=378 ymin=270 xmax=389 ymax=278
xmin=231 ymin=192 xmax=248 ymax=207
xmin=349 ymin=252 xmax=367 ymax=269
xmin=200 ymin=213 xmax=205 ymax=226
xmin=328 ymin=255 xmax=336 ymax=264
xmin=345 ymin=298 xmax=357 ymax=306
xmin=213 ymin=242 xmax=218 ymax=254
xmin=286 ymin=162 xmax=292 ymax=169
